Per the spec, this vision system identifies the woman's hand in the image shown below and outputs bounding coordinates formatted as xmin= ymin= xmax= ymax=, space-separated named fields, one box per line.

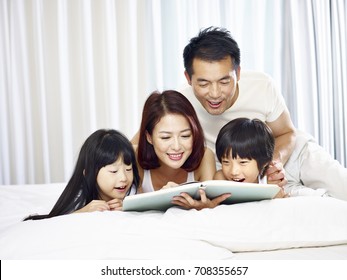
xmin=161 ymin=181 xmax=179 ymax=189
xmin=171 ymin=189 xmax=231 ymax=210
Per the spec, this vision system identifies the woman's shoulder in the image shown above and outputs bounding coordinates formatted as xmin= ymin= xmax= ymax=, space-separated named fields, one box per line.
xmin=197 ymin=146 xmax=215 ymax=166
xmin=194 ymin=147 xmax=216 ymax=181
xmin=202 ymin=146 xmax=215 ymax=160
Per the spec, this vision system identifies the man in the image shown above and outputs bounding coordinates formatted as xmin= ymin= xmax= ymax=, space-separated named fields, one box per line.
xmin=179 ymin=26 xmax=347 ymax=200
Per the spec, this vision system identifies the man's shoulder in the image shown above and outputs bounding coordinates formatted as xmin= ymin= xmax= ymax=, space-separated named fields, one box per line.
xmin=176 ymin=83 xmax=195 ymax=103
xmin=176 ymin=83 xmax=192 ymax=95
xmin=240 ymin=70 xmax=273 ymax=82
xmin=239 ymin=70 xmax=277 ymax=93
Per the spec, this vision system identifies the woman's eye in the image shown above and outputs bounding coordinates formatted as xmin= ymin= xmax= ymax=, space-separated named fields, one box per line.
xmin=126 ymin=167 xmax=133 ymax=172
xmin=181 ymin=134 xmax=191 ymax=138
xmin=110 ymin=170 xmax=118 ymax=173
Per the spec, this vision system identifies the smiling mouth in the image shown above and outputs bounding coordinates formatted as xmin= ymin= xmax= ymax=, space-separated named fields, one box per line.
xmin=114 ymin=186 xmax=127 ymax=191
xmin=207 ymin=100 xmax=222 ymax=108
xmin=231 ymin=178 xmax=245 ymax=183
xmin=167 ymin=153 xmax=183 ymax=161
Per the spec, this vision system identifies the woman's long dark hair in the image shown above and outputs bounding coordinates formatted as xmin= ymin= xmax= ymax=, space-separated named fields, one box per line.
xmin=24 ymin=129 xmax=139 ymax=220
xmin=137 ymin=90 xmax=205 ymax=172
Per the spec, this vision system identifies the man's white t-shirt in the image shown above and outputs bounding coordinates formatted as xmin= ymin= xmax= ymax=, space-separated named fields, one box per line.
xmin=178 ymin=71 xmax=347 ymax=200
xmin=141 ymin=169 xmax=195 ymax=193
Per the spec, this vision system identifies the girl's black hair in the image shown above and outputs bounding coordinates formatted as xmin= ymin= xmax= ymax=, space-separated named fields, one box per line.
xmin=24 ymin=129 xmax=139 ymax=220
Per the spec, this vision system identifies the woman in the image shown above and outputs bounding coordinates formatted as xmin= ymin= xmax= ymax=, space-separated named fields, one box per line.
xmin=136 ymin=90 xmax=229 ymax=209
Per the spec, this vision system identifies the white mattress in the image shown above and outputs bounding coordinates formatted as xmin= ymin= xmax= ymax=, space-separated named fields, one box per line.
xmin=0 ymin=183 xmax=347 ymax=260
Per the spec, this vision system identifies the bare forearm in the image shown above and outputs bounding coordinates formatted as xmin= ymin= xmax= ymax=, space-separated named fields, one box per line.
xmin=274 ymin=130 xmax=296 ymax=165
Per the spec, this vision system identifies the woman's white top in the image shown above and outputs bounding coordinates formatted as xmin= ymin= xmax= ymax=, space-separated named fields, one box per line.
xmin=142 ymin=169 xmax=195 ymax=193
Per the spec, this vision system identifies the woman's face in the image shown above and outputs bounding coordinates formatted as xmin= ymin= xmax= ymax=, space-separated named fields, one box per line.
xmin=147 ymin=114 xmax=193 ymax=169
xmin=221 ymin=150 xmax=260 ymax=183
xmin=96 ymin=157 xmax=134 ymax=201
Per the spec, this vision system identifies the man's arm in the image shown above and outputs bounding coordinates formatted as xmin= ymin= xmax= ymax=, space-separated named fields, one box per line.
xmin=265 ymin=109 xmax=296 ymax=187
xmin=266 ymin=108 xmax=296 ymax=165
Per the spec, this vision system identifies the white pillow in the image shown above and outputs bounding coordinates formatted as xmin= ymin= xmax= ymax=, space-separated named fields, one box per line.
xmin=0 ymin=210 xmax=233 ymax=260
xmin=162 ymin=196 xmax=347 ymax=252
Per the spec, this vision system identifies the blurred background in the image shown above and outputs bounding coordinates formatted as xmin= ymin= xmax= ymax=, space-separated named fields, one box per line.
xmin=1 ymin=0 xmax=346 ymax=184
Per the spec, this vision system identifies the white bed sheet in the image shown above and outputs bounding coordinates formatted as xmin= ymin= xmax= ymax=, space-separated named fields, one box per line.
xmin=233 ymin=244 xmax=347 ymax=259
xmin=0 ymin=183 xmax=346 ymax=259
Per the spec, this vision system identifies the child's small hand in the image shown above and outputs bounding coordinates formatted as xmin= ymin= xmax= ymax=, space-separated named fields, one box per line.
xmin=107 ymin=198 xmax=123 ymax=211
xmin=74 ymin=200 xmax=110 ymax=213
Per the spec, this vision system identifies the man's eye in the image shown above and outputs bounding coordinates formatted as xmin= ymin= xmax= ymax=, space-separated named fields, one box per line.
xmin=160 ymin=137 xmax=170 ymax=140
xmin=198 ymin=83 xmax=208 ymax=87
xmin=110 ymin=170 xmax=118 ymax=173
xmin=220 ymin=80 xmax=230 ymax=85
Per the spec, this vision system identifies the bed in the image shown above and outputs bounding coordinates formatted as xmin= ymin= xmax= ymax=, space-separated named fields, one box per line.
xmin=1 ymin=183 xmax=347 ymax=260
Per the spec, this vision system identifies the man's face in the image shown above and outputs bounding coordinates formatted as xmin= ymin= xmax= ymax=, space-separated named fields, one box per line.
xmin=185 ymin=56 xmax=240 ymax=115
